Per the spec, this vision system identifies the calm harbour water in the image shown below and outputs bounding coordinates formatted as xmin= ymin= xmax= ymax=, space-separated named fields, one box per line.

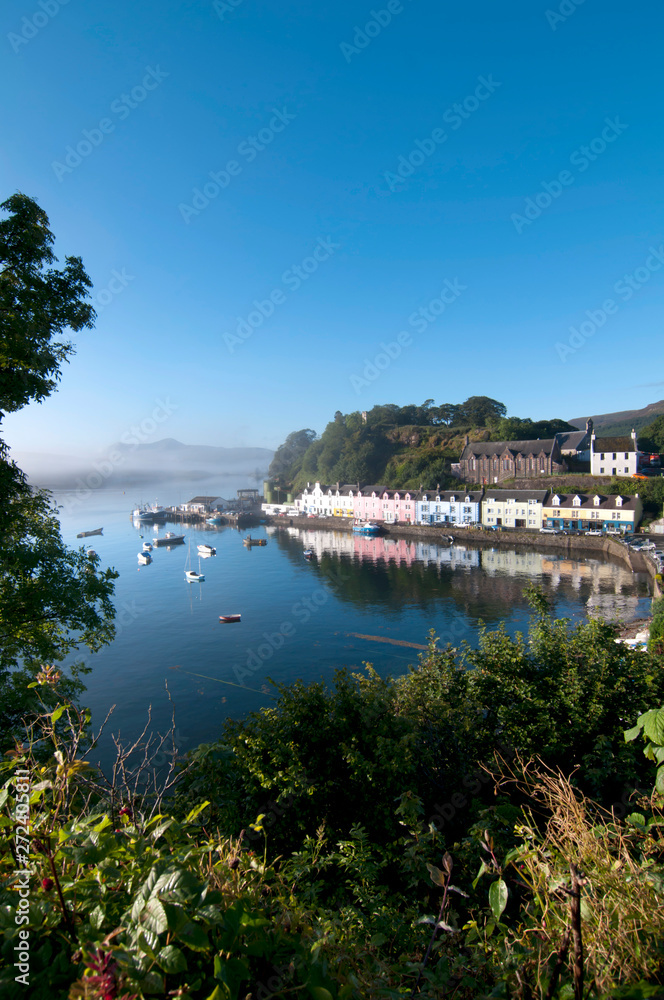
xmin=53 ymin=482 xmax=653 ymax=769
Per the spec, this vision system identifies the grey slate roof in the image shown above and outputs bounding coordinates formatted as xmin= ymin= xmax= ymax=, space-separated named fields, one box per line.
xmin=460 ymin=439 xmax=558 ymax=460
xmin=555 ymin=430 xmax=590 ymax=451
xmin=483 ymin=489 xmax=550 ymax=502
xmin=593 ymin=436 xmax=638 ymax=452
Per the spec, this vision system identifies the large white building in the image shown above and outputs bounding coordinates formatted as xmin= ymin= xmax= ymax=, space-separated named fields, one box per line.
xmin=590 ymin=429 xmax=638 ymax=476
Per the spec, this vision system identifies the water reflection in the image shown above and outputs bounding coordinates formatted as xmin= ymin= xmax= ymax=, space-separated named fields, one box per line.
xmin=269 ymin=526 xmax=651 ymax=624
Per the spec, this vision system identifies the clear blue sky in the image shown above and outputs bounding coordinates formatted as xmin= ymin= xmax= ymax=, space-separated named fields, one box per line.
xmin=2 ymin=0 xmax=663 ymax=457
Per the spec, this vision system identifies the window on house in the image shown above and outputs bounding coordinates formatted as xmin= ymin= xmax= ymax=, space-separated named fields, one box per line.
xmin=600 ymin=467 xmax=605 ymax=474
xmin=613 ymin=453 xmax=617 ymax=460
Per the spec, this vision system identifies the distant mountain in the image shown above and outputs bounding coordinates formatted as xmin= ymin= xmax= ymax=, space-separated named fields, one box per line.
xmin=568 ymin=400 xmax=664 ymax=438
xmin=12 ymin=439 xmax=274 ymax=489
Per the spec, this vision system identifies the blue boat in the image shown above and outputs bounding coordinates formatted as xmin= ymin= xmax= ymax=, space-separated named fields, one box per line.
xmin=353 ymin=521 xmax=382 ymax=535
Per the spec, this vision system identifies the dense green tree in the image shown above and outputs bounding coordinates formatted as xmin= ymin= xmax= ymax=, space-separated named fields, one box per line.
xmin=454 ymin=395 xmax=507 ymax=427
xmin=0 ymin=192 xmax=95 ymax=416
xmin=639 ymin=414 xmax=664 ymax=454
xmin=0 ymin=193 xmax=116 ymax=735
xmin=267 ymin=427 xmax=318 ymax=481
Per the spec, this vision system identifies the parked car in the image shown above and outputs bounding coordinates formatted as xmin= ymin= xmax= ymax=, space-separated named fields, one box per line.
xmin=539 ymin=527 xmax=559 ymax=534
xmin=586 ymin=529 xmax=603 ymax=536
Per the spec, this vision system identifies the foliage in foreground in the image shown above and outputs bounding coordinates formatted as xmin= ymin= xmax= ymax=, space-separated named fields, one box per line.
xmin=1 ymin=602 xmax=664 ymax=999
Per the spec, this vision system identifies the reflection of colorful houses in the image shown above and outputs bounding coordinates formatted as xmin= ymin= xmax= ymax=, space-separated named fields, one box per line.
xmin=481 ymin=490 xmax=548 ymax=529
xmin=416 ymin=490 xmax=484 ymax=525
xmin=541 ymin=493 xmax=642 ymax=534
xmin=353 ymin=488 xmax=417 ymax=524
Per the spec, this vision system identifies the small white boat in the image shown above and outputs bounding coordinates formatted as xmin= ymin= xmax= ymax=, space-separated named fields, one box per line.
xmin=197 ymin=544 xmax=216 ymax=556
xmin=185 ymin=570 xmax=205 ymax=582
xmin=86 ymin=548 xmax=97 ymax=558
xmin=303 ymin=548 xmax=314 ymax=559
xmin=138 ymin=552 xmax=152 ymax=565
xmin=142 ymin=542 xmax=153 ymax=552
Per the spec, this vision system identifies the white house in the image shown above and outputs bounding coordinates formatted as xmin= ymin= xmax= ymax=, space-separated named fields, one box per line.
xmin=590 ymin=429 xmax=638 ymax=476
xmin=181 ymin=496 xmax=223 ymax=513
xmin=294 ymin=483 xmax=356 ymax=517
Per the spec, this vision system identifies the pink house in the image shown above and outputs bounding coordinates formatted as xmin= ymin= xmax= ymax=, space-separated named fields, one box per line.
xmin=353 ymin=487 xmax=418 ymax=523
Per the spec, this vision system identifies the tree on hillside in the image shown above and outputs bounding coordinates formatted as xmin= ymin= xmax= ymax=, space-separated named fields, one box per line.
xmin=638 ymin=414 xmax=664 ymax=453
xmin=0 ymin=193 xmax=116 ymax=736
xmin=454 ymin=395 xmax=507 ymax=427
xmin=268 ymin=428 xmax=318 ymax=481
xmin=0 ymin=192 xmax=95 ymax=416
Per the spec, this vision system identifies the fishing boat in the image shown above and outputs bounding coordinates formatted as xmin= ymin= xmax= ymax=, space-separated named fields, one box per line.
xmin=243 ymin=536 xmax=267 ymax=547
xmin=77 ymin=528 xmax=103 ymax=538
xmin=133 ymin=504 xmax=168 ymax=521
xmin=152 ymin=532 xmax=185 ymax=547
xmin=138 ymin=551 xmax=152 ymax=565
xmin=219 ymin=613 xmax=241 ymax=623
xmin=352 ymin=521 xmax=381 ymax=535
xmin=206 ymin=515 xmax=223 ymax=524
xmin=303 ymin=548 xmax=314 ymax=559
xmin=197 ymin=544 xmax=216 ymax=556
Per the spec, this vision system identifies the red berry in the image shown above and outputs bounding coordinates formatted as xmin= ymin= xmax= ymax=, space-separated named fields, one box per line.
xmin=42 ymin=877 xmax=54 ymax=891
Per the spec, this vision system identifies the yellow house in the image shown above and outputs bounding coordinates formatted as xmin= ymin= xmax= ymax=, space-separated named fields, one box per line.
xmin=541 ymin=493 xmax=642 ymax=534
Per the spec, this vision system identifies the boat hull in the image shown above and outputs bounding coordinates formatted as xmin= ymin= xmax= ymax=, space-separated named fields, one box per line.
xmin=153 ymin=534 xmax=185 ymax=547
xmin=219 ymin=614 xmax=241 ymax=623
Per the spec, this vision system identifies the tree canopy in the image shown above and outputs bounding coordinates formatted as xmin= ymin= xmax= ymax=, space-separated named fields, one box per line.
xmin=0 ymin=192 xmax=95 ymax=417
xmin=0 ymin=193 xmax=116 ymax=736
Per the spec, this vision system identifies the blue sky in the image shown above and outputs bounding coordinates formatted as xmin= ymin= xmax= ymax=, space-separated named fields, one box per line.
xmin=2 ymin=0 xmax=663 ymax=457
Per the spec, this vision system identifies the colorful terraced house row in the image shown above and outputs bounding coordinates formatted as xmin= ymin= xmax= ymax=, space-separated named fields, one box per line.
xmin=265 ymin=484 xmax=643 ymax=535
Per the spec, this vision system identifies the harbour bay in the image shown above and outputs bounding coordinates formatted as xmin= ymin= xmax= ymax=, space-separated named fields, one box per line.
xmin=54 ymin=480 xmax=653 ymax=771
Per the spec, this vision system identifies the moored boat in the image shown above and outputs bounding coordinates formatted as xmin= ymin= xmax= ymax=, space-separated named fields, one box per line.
xmin=153 ymin=532 xmax=185 ymax=547
xmin=185 ymin=570 xmax=205 ymax=582
xmin=138 ymin=551 xmax=152 ymax=565
xmin=219 ymin=613 xmax=241 ymax=623
xmin=77 ymin=528 xmax=103 ymax=538
xmin=352 ymin=521 xmax=382 ymax=535
xmin=197 ymin=544 xmax=216 ymax=556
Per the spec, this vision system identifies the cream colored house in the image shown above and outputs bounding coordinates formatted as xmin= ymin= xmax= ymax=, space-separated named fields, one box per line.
xmin=481 ymin=490 xmax=548 ymax=530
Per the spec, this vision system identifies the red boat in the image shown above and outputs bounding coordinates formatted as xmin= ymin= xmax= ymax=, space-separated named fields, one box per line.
xmin=219 ymin=614 xmax=241 ymax=624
